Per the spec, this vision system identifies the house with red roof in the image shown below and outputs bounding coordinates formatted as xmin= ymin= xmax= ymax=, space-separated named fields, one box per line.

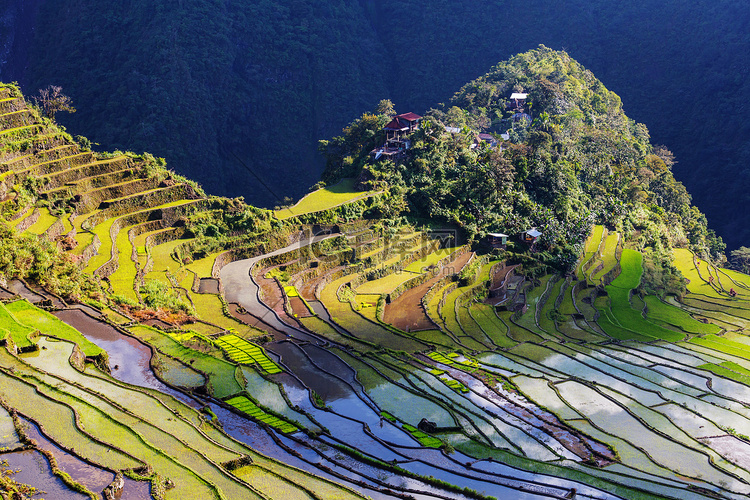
xmin=372 ymin=112 xmax=422 ymax=160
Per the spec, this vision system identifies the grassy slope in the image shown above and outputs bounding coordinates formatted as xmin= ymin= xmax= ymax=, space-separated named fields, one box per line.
xmin=275 ymin=178 xmax=372 ymax=220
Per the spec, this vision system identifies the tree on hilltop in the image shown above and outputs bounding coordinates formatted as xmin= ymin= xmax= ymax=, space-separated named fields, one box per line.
xmin=35 ymin=85 xmax=76 ymax=120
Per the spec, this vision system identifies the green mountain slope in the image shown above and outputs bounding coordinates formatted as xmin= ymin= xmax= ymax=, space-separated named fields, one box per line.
xmin=3 ymin=0 xmax=749 ymax=251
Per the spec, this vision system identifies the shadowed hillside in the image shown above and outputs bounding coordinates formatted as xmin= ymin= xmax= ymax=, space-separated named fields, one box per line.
xmin=1 ymin=0 xmax=749 ymax=251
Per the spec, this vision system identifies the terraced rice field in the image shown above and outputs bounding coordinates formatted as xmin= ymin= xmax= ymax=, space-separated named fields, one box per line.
xmin=7 ymin=87 xmax=750 ymax=499
xmin=225 ymin=395 xmax=298 ymax=433
xmin=214 ymin=334 xmax=282 ymax=373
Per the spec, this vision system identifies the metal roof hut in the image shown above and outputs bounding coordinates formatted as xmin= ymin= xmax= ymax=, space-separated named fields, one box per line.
xmin=521 ymin=228 xmax=542 ymax=243
xmin=487 ymin=232 xmax=508 ymax=249
xmin=509 ymin=92 xmax=528 ymax=110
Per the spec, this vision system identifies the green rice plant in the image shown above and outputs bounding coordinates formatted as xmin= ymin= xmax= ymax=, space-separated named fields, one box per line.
xmin=611 ymin=249 xmax=643 ymax=289
xmin=380 ymin=411 xmax=397 ymax=422
xmin=215 ymin=334 xmax=282 ymax=374
xmin=319 ymin=274 xmax=425 ymax=352
xmin=538 ymin=277 xmax=564 ymax=333
xmin=402 ymin=423 xmax=443 ymax=448
xmin=426 ymin=281 xmax=453 ymax=326
xmin=689 ymin=335 xmax=750 ymax=361
xmin=225 ymin=395 xmax=297 ymax=433
xmin=231 ymin=465 xmax=315 ymax=500
xmin=673 ymin=248 xmax=724 ymax=299
xmin=411 ymin=328 xmax=463 ymax=349
xmin=456 ymin=302 xmax=494 ymax=347
xmin=576 ymin=225 xmax=604 ymax=280
xmin=355 ymin=270 xmax=420 ymax=294
xmin=599 ymin=248 xmax=685 ymax=342
xmin=108 ymin=225 xmax=140 ymax=301
xmin=468 ymin=303 xmax=517 ymax=348
xmin=0 ymin=301 xmax=36 ymax=349
xmin=427 ymin=352 xmax=456 ymax=366
xmin=128 ymin=324 xmax=241 ymax=398
xmin=23 ymin=207 xmax=59 ymax=235
xmin=439 ymin=376 xmax=469 ymax=393
xmin=147 ymin=237 xmax=195 ymax=278
xmin=298 ymin=316 xmax=376 ymax=352
xmin=5 ymin=300 xmax=103 ymax=357
xmin=404 ymin=247 xmax=456 ymax=273
xmin=590 ymin=233 xmax=619 ymax=284
xmin=644 ymin=295 xmax=721 ymax=334
xmin=188 ymin=288 xmax=259 ymax=336
xmin=82 ymin=217 xmax=118 ymax=274
xmin=697 ymin=362 xmax=750 ymax=385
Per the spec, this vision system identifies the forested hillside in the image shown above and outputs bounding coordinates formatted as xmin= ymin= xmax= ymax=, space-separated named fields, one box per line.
xmin=1 ymin=0 xmax=749 ymax=250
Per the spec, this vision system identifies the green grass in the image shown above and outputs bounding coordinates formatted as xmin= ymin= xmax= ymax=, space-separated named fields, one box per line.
xmin=5 ymin=300 xmax=103 ymax=357
xmin=214 ymin=335 xmax=282 ymax=373
xmin=275 ymin=178 xmax=373 ymax=220
xmin=225 ymin=395 xmax=298 ymax=433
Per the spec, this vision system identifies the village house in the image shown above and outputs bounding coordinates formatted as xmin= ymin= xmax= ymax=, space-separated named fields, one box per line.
xmin=508 ymin=92 xmax=528 ymax=110
xmin=521 ymin=228 xmax=542 ymax=243
xmin=486 ymin=232 xmax=508 ymax=249
xmin=371 ymin=112 xmax=422 ymax=160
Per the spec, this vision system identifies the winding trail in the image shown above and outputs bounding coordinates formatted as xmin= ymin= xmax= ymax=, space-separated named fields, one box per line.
xmin=220 ymin=233 xmax=339 ymax=343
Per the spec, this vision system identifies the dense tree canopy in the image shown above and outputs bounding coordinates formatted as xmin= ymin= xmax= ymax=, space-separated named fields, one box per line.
xmin=322 ymin=48 xmax=723 ymax=274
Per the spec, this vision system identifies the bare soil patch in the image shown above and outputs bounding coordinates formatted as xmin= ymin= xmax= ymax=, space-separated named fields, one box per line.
xmin=384 ymin=252 xmax=474 ymax=332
